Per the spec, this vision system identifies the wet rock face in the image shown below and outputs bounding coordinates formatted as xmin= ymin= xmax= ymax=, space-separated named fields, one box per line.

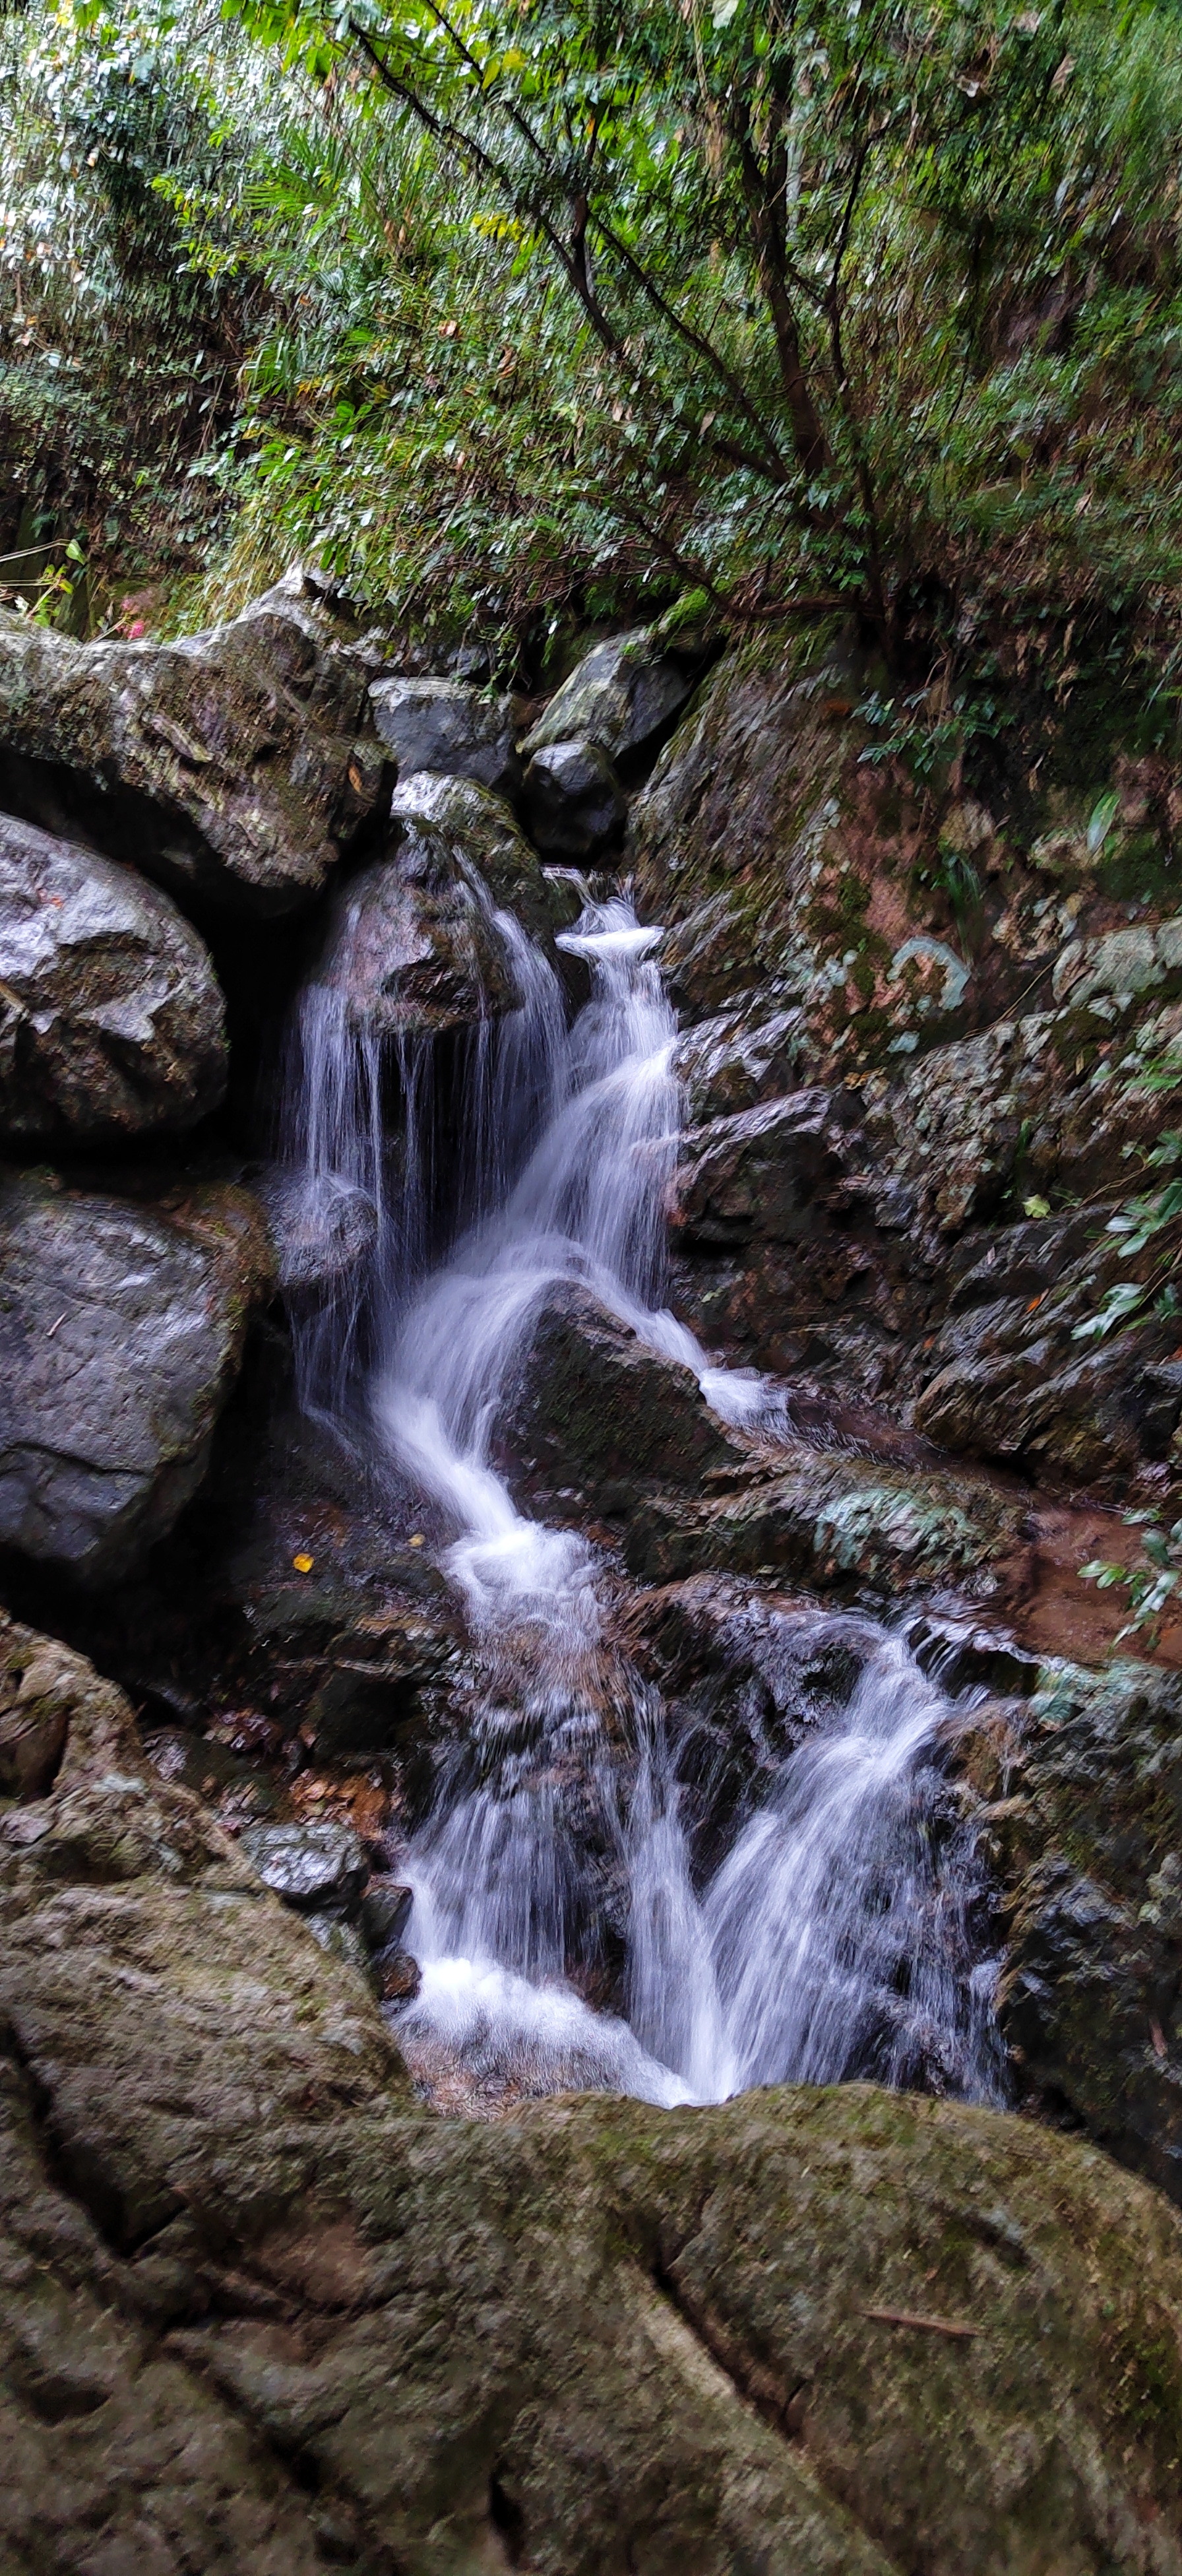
xmin=522 ymin=624 xmax=698 ymax=768
xmin=3 ymin=1618 xmax=1182 ymax=2576
xmin=912 ymin=1239 xmax=1182 ymax=1485
xmin=369 ymin=673 xmax=523 ymax=800
xmin=0 ymin=571 xmax=386 ymax=914
xmin=499 ymin=1281 xmax=739 ymax=1510
xmin=0 ymin=808 xmax=227 ymax=1138
xmin=625 ymin=1440 xmax=1028 ymax=1605
xmin=315 ymin=825 xmax=520 ymax=1038
xmin=997 ymin=1658 xmax=1182 ymax=2202
xmin=0 ymin=1170 xmax=273 ymax=1584
xmin=390 ymin=767 xmax=576 ymax=947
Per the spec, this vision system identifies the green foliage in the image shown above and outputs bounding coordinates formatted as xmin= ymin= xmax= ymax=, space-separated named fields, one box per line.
xmin=1074 ymin=1105 xmax=1182 ymax=1343
xmin=198 ymin=0 xmax=1182 ymax=653
xmin=0 ymin=0 xmax=259 ymax=601
xmin=1081 ymin=1515 xmax=1182 ymax=1644
xmin=12 ymin=0 xmax=1182 ymax=660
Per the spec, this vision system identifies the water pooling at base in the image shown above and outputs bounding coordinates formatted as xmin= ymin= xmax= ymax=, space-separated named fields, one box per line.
xmin=281 ymin=893 xmax=1005 ymax=2110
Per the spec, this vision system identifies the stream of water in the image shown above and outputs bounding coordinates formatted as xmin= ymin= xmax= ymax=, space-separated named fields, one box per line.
xmin=280 ymin=887 xmax=1003 ymax=2110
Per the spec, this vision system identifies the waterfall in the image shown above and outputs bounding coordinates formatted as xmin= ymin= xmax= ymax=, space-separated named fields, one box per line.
xmin=279 ymin=888 xmax=1004 ymax=2111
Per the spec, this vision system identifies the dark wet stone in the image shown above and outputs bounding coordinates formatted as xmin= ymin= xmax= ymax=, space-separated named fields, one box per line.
xmin=522 ymin=739 xmax=627 ymax=858
xmin=359 ymin=1879 xmax=413 ymax=1953
xmin=0 ymin=809 xmax=226 ymax=1139
xmin=377 ymin=1946 xmax=421 ymax=2003
xmin=499 ymin=1281 xmax=739 ymax=1509
xmin=0 ymin=1169 xmax=273 ymax=1585
xmin=369 ymin=676 xmax=522 ymax=800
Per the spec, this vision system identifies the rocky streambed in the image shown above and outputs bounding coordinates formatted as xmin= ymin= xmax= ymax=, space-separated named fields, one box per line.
xmin=5 ymin=577 xmax=1182 ymax=2567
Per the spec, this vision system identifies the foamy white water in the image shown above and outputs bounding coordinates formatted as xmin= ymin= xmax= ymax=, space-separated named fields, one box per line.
xmin=280 ymin=889 xmax=1003 ymax=2109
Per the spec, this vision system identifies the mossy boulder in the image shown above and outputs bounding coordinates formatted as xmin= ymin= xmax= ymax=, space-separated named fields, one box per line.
xmin=3 ymin=1611 xmax=1182 ymax=2572
xmin=522 ymin=624 xmax=698 ymax=769
xmin=0 ymin=808 xmax=226 ymax=1139
xmin=0 ymin=1168 xmax=274 ymax=1583
xmin=0 ymin=570 xmax=386 ymax=915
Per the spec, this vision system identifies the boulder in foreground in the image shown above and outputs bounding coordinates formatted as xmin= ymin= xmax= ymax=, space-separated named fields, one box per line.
xmin=1 ymin=1609 xmax=1182 ymax=2573
xmin=0 ymin=1170 xmax=272 ymax=1583
xmin=0 ymin=808 xmax=226 ymax=1138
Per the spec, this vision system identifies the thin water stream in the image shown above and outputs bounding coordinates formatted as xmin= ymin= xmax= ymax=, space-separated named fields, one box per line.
xmin=279 ymin=888 xmax=1004 ymax=2110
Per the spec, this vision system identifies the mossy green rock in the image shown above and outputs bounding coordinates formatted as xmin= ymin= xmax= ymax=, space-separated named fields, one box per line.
xmin=0 ymin=571 xmax=385 ymax=915
xmin=522 ymin=625 xmax=696 ymax=766
xmin=3 ymin=1613 xmax=1182 ymax=2570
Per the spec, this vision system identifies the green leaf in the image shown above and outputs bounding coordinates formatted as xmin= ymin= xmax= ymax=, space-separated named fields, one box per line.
xmin=1087 ymin=790 xmax=1121 ymax=854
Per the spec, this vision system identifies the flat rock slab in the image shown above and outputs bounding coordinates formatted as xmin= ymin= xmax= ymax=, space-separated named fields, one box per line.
xmin=0 ymin=1169 xmax=273 ymax=1583
xmin=0 ymin=806 xmax=226 ymax=1138
xmin=2 ymin=1609 xmax=1182 ymax=2575
xmin=0 ymin=571 xmax=385 ymax=913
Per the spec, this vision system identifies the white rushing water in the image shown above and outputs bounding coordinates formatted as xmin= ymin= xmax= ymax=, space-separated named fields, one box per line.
xmin=280 ymin=890 xmax=1003 ymax=2111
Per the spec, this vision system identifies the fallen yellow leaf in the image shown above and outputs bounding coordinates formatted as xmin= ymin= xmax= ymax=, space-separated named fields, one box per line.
xmin=292 ymin=1552 xmax=314 ymax=1573
xmin=409 ymin=1533 xmax=425 ymax=1548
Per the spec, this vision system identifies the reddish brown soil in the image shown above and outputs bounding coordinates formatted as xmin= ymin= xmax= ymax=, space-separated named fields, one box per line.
xmin=995 ymin=1502 xmax=1182 ymax=1670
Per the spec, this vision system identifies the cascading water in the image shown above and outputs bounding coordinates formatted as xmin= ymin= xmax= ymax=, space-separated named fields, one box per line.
xmin=278 ymin=887 xmax=1005 ymax=2111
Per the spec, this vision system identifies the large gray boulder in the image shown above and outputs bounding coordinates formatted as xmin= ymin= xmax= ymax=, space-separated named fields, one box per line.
xmin=0 ymin=808 xmax=226 ymax=1138
xmin=0 ymin=1169 xmax=273 ymax=1583
xmin=314 ymin=770 xmax=574 ymax=1041
xmin=522 ymin=625 xmax=698 ymax=767
xmin=369 ymin=675 xmax=522 ymax=800
xmin=0 ymin=571 xmax=386 ymax=914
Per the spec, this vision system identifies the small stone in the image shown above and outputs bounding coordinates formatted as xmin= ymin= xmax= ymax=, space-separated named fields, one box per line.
xmin=378 ymin=1948 xmax=421 ymax=2004
xmin=240 ymin=1820 xmax=368 ymax=1917
xmin=360 ymin=1881 xmax=413 ymax=1953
